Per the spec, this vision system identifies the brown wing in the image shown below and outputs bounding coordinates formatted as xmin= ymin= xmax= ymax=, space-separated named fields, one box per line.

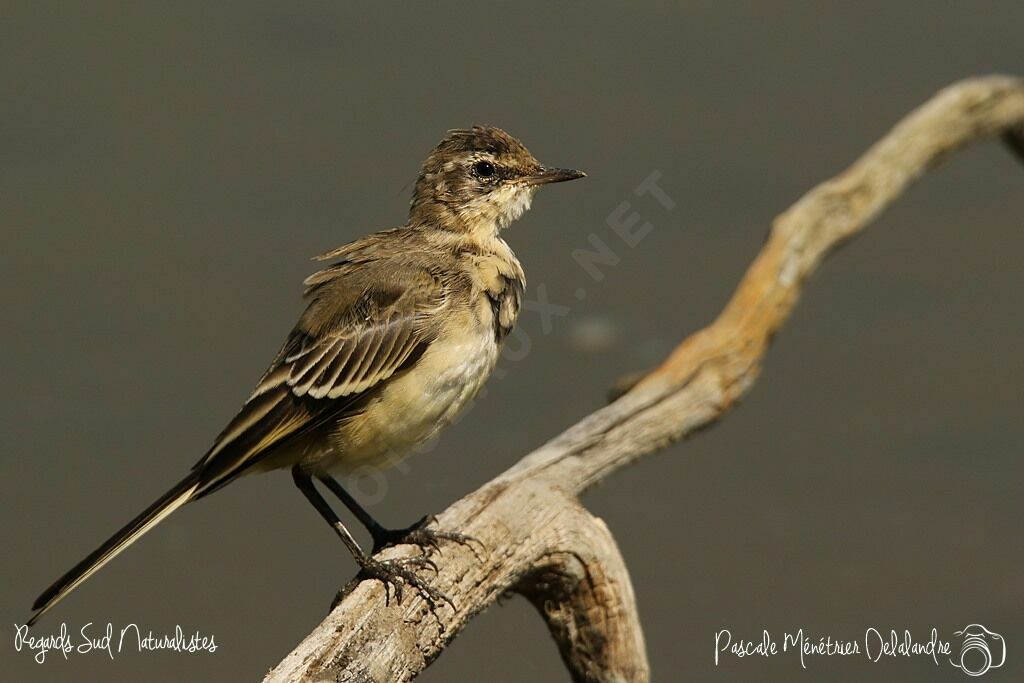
xmin=191 ymin=260 xmax=445 ymax=495
xmin=282 ymin=313 xmax=420 ymax=399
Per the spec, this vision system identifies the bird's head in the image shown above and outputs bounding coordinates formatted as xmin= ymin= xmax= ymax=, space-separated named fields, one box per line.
xmin=409 ymin=125 xmax=585 ymax=235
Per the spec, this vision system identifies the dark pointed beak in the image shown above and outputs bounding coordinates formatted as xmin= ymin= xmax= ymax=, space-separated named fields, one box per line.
xmin=518 ymin=166 xmax=587 ymax=187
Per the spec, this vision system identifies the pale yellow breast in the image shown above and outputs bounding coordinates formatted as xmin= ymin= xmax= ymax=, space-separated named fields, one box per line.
xmin=319 ymin=312 xmax=499 ymax=473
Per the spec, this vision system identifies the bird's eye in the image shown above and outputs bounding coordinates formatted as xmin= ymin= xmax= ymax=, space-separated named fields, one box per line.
xmin=473 ymin=160 xmax=496 ymax=178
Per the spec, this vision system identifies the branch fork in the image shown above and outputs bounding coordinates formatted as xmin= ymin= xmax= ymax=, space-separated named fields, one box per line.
xmin=265 ymin=75 xmax=1024 ymax=682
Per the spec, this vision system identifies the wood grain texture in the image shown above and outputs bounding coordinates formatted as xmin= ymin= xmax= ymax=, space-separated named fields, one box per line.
xmin=264 ymin=76 xmax=1024 ymax=683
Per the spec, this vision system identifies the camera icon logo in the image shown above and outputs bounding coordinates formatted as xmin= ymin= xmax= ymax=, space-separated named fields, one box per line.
xmin=949 ymin=624 xmax=1006 ymax=676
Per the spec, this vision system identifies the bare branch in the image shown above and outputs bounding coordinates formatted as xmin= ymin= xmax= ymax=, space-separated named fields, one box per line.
xmin=264 ymin=75 xmax=1024 ymax=683
xmin=517 ymin=506 xmax=648 ymax=683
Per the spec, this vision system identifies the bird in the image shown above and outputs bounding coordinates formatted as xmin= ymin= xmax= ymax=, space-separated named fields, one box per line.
xmin=28 ymin=125 xmax=585 ymax=626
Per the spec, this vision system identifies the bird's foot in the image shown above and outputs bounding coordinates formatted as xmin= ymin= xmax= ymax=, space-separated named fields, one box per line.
xmin=353 ymin=552 xmax=455 ymax=626
xmin=370 ymin=514 xmax=484 ymax=558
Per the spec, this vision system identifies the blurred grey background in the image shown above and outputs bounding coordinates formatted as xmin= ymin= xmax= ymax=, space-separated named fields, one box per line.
xmin=3 ymin=2 xmax=1022 ymax=681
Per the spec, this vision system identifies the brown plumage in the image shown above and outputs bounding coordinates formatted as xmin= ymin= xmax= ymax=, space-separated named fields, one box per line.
xmin=29 ymin=125 xmax=584 ymax=625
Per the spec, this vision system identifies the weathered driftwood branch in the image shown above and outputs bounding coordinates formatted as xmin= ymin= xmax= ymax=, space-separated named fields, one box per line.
xmin=264 ymin=75 xmax=1024 ymax=682
xmin=516 ymin=504 xmax=648 ymax=682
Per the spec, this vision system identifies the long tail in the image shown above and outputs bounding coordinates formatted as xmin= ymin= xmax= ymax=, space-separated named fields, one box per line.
xmin=28 ymin=472 xmax=201 ymax=626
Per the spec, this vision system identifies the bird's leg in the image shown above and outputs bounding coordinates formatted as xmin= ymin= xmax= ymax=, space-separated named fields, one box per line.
xmin=313 ymin=473 xmax=392 ymax=549
xmin=317 ymin=473 xmax=482 ymax=556
xmin=291 ymin=466 xmax=453 ymax=614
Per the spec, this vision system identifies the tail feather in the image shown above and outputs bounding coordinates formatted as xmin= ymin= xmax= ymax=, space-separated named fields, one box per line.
xmin=28 ymin=472 xmax=200 ymax=626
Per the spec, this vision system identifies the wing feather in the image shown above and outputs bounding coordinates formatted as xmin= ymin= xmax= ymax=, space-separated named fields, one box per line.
xmin=310 ymin=339 xmax=358 ymax=399
xmin=191 ymin=259 xmax=445 ymax=494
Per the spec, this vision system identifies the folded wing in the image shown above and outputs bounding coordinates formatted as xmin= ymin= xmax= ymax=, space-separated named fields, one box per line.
xmin=192 ymin=261 xmax=445 ymax=495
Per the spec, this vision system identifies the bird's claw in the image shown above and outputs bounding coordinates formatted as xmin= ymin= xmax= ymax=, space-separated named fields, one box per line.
xmin=357 ymin=553 xmax=455 ymax=627
xmin=371 ymin=514 xmax=485 ymax=559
